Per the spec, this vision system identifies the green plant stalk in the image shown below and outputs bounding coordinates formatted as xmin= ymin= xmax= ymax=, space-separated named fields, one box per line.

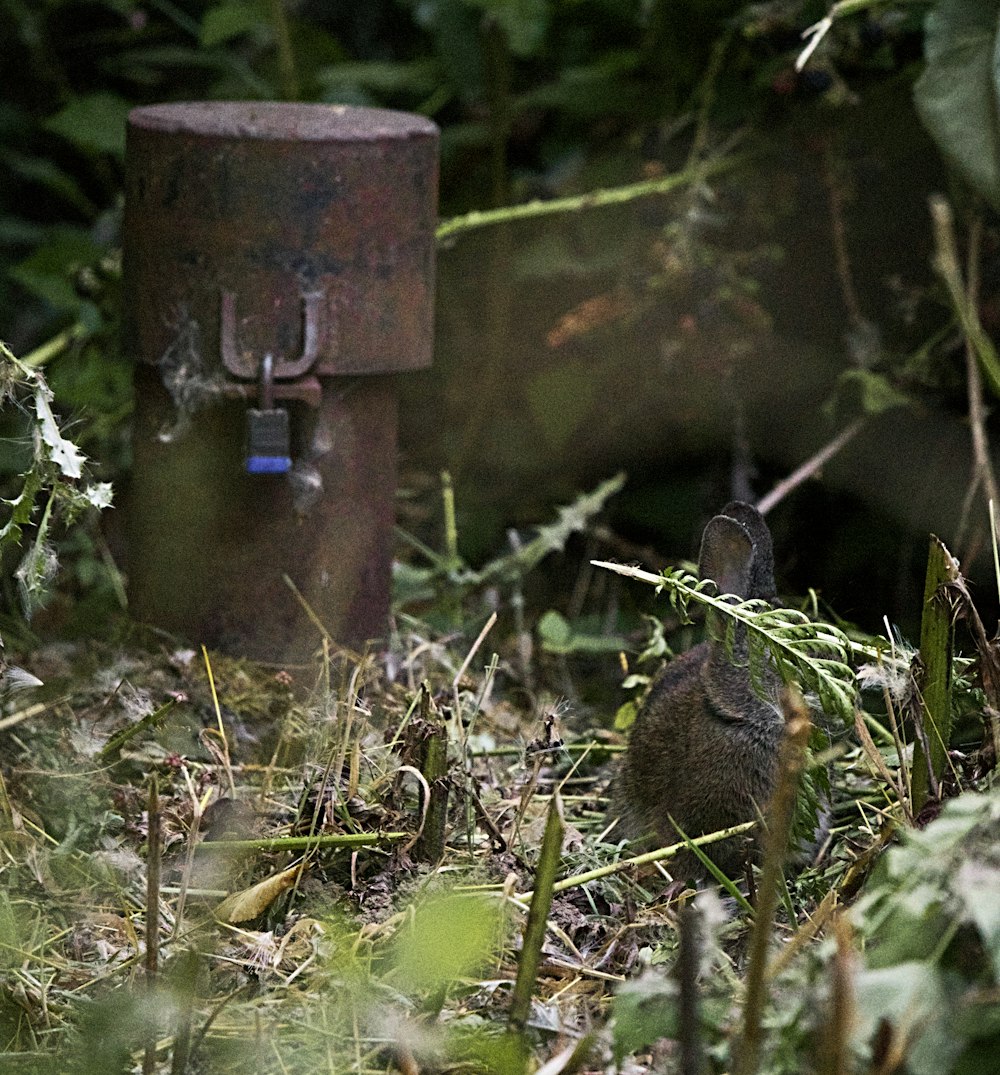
xmin=267 ymin=0 xmax=299 ymax=100
xmin=169 ymin=949 xmax=202 ymax=1075
xmin=509 ymin=792 xmax=564 ymax=1032
xmin=194 ymin=831 xmax=409 ymax=853
xmin=930 ymin=195 xmax=1000 ymax=399
xmin=98 ymin=699 xmax=178 ymax=764
xmin=482 ymin=14 xmax=512 ymax=208
xmin=22 ymin=321 xmax=86 ymax=368
xmin=475 ymin=821 xmax=756 ymax=901
xmin=733 ymin=687 xmax=811 ymax=1075
xmin=910 ymin=535 xmax=958 ymax=813
xmin=435 ymin=151 xmax=753 ymax=242
xmin=143 ymin=775 xmax=161 ymax=1075
xmin=818 ymin=914 xmax=854 ymax=1075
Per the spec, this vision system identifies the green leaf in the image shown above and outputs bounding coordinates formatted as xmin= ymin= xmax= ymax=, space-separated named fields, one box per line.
xmin=201 ymin=0 xmax=268 ymax=47
xmin=15 ymin=537 xmax=58 ymax=617
xmin=525 ymin=365 xmax=597 ymax=453
xmin=9 ymin=228 xmax=103 ymax=312
xmin=594 ymin=561 xmax=860 ymax=725
xmin=536 ymin=609 xmax=572 ymax=649
xmin=536 ymin=609 xmax=628 ymax=654
xmin=393 ymin=893 xmax=499 ymax=994
xmin=836 ymin=368 xmax=912 ymax=417
xmin=612 ymin=972 xmax=678 ymax=1063
xmin=462 ymin=0 xmax=550 ymax=57
xmin=614 ymin=699 xmax=639 ymax=731
xmin=44 ymin=93 xmax=132 ymax=158
xmin=955 ymin=860 xmax=1000 ymax=980
xmin=473 ymin=473 xmax=626 ymax=587
xmin=854 ymin=962 xmax=959 ymax=1075
xmin=914 ymin=0 xmax=1000 ymax=208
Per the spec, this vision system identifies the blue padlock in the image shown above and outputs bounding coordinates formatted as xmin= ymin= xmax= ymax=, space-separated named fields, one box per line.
xmin=246 ymin=353 xmax=292 ymax=474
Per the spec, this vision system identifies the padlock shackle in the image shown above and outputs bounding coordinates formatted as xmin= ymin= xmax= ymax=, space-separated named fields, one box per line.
xmin=220 ymin=290 xmax=327 ymax=380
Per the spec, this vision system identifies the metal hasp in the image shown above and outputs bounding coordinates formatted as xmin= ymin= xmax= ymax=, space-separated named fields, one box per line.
xmin=122 ymin=102 xmax=439 ymax=660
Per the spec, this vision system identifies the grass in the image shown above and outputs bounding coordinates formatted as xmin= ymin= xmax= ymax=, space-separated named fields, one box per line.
xmin=0 ymin=523 xmax=998 ymax=1073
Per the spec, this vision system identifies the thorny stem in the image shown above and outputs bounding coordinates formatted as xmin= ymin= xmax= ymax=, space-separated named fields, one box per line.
xmin=435 ymin=151 xmax=753 ymax=242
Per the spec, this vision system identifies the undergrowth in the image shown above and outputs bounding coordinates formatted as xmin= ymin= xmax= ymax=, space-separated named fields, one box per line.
xmin=1 ymin=351 xmax=999 ymax=1074
xmin=0 ymin=501 xmax=998 ymax=1074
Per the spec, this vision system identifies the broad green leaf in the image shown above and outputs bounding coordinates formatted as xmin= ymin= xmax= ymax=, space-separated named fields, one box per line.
xmin=462 ymin=0 xmax=550 ymax=57
xmin=201 ymin=0 xmax=267 ymax=47
xmin=525 ymin=365 xmax=597 ymax=453
xmin=955 ymin=860 xmax=1000 ymax=980
xmin=612 ymin=972 xmax=679 ymax=1063
xmin=915 ymin=0 xmax=1000 ymax=208
xmin=393 ymin=893 xmax=499 ymax=993
xmin=9 ymin=228 xmax=102 ymax=312
xmin=536 ymin=609 xmax=572 ymax=650
xmin=854 ymin=962 xmax=959 ymax=1075
xmin=44 ymin=93 xmax=131 ymax=157
xmin=614 ymin=698 xmax=639 ymax=730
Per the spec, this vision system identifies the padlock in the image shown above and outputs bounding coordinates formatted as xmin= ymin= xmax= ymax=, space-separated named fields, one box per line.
xmin=245 ymin=352 xmax=292 ymax=474
xmin=246 ymin=406 xmax=292 ymax=474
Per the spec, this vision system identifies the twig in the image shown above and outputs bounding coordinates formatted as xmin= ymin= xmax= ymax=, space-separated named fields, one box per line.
xmin=756 ymin=417 xmax=866 ymax=516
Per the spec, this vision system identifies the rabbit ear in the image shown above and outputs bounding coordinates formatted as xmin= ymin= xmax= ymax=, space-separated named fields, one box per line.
xmin=718 ymin=501 xmax=775 ymax=600
xmin=699 ymin=515 xmax=756 ymax=598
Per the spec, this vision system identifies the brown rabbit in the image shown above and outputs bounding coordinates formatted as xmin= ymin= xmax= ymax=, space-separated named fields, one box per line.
xmin=614 ymin=501 xmax=785 ymax=878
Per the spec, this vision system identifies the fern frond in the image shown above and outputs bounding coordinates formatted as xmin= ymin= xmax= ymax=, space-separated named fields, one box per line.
xmin=592 ymin=560 xmax=861 ymax=725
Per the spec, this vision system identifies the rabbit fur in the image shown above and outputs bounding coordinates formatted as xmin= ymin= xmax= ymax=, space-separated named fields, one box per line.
xmin=613 ymin=501 xmax=786 ymax=879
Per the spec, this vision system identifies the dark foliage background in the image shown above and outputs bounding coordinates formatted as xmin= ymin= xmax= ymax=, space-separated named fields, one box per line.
xmin=1 ymin=0 xmax=998 ymax=641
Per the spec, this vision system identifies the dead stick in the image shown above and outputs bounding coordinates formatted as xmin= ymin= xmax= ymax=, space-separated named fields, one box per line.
xmin=756 ymin=418 xmax=866 ymax=516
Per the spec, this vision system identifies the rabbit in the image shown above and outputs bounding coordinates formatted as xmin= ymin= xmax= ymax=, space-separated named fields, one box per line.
xmin=612 ymin=501 xmax=786 ymax=879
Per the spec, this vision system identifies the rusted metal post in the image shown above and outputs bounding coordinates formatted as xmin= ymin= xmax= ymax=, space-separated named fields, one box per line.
xmin=122 ymin=103 xmax=438 ymax=660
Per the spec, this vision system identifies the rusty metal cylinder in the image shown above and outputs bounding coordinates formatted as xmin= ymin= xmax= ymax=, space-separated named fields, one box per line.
xmin=122 ymin=102 xmax=438 ymax=660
